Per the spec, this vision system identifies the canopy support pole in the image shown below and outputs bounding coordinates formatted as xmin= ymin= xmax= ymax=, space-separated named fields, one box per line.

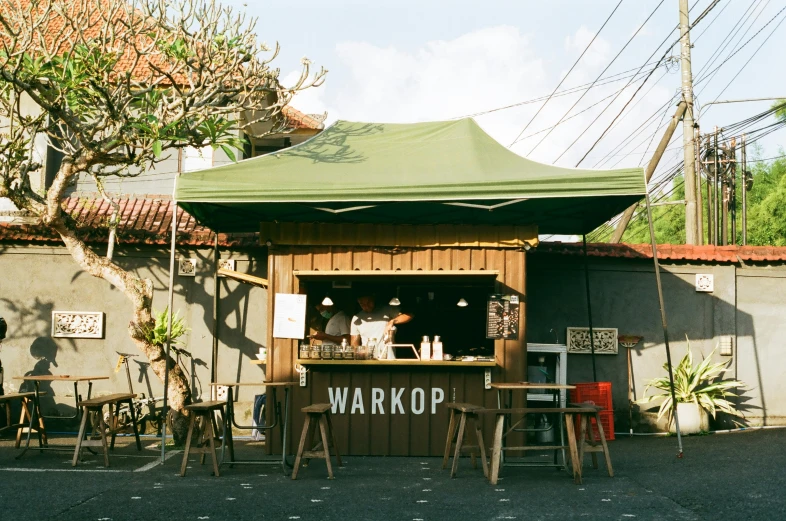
xmin=644 ymin=193 xmax=683 ymax=456
xmin=161 ymin=203 xmax=178 ymax=462
xmin=582 ymin=235 xmax=597 ymax=382
xmin=211 ymin=234 xmax=220 ymax=384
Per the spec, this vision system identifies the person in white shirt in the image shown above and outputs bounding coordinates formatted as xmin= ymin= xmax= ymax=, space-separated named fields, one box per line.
xmin=312 ymin=303 xmax=351 ymax=346
xmin=350 ymin=291 xmax=414 ymax=358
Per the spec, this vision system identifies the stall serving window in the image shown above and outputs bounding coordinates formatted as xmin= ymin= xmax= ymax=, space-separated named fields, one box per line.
xmin=295 ymin=270 xmax=499 ymax=361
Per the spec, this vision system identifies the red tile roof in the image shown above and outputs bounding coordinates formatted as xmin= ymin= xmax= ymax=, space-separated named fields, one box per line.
xmin=535 ymin=242 xmax=786 ymax=263
xmin=0 ymin=196 xmax=256 ymax=247
xmin=7 ymin=199 xmax=782 ymax=263
xmin=282 ymin=106 xmax=325 ymax=131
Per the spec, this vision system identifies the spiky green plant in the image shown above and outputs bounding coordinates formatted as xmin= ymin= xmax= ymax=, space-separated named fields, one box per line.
xmin=139 ymin=308 xmax=188 ymax=347
xmin=638 ymin=339 xmax=745 ymax=423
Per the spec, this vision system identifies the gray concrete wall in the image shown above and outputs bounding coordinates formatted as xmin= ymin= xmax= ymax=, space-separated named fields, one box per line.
xmin=2 ymin=243 xmax=785 ymax=434
xmin=0 ymin=242 xmax=268 ymax=427
xmin=527 ymin=254 xmax=786 ymax=431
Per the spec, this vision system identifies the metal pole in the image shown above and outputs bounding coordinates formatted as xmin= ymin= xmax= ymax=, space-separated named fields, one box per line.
xmin=730 ymin=137 xmax=737 ymax=245
xmin=713 ymin=128 xmax=719 ymax=246
xmin=694 ymin=125 xmax=703 ymax=245
xmin=644 ymin=193 xmax=684 ymax=457
xmin=680 ymin=0 xmax=698 ymax=244
xmin=742 ymin=134 xmax=748 ymax=245
xmin=212 ymin=234 xmax=220 ymax=384
xmin=582 ymin=235 xmax=597 ymax=382
xmin=161 ymin=201 xmax=178 ymax=462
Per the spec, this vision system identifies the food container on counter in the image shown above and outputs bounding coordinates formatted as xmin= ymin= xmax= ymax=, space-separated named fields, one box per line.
xmin=321 ymin=344 xmax=334 ymax=360
xmin=299 ymin=343 xmax=310 ymax=359
xmin=311 ymin=344 xmax=322 ymax=359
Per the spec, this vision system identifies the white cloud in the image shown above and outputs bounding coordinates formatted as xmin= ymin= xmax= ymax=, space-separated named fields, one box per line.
xmin=283 ymin=25 xmax=675 ymax=168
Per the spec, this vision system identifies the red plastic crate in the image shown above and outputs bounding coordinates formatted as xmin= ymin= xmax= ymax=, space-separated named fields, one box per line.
xmin=570 ymin=382 xmax=613 ymax=411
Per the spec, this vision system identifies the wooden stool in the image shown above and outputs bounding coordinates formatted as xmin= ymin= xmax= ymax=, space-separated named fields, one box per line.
xmin=180 ymin=400 xmax=231 ymax=477
xmin=442 ymin=402 xmax=488 ymax=478
xmin=573 ymin=405 xmax=614 ymax=484
xmin=0 ymin=392 xmax=46 ymax=448
xmin=73 ymin=393 xmax=139 ymax=467
xmin=292 ymin=404 xmax=342 ymax=480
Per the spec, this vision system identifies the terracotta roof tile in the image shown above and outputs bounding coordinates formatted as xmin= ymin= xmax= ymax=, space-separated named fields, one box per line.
xmin=535 ymin=242 xmax=786 ymax=263
xmin=0 ymin=195 xmax=256 ymax=247
xmin=281 ymin=105 xmax=325 ymax=131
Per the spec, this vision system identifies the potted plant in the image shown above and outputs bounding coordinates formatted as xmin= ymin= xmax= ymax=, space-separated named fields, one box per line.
xmin=638 ymin=340 xmax=745 ymax=434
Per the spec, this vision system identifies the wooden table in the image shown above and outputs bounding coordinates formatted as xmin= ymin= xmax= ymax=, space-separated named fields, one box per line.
xmin=209 ymin=380 xmax=297 ymax=474
xmin=489 ymin=382 xmax=576 ymax=470
xmin=479 ymin=405 xmax=599 ymax=485
xmin=13 ymin=375 xmax=109 ymax=458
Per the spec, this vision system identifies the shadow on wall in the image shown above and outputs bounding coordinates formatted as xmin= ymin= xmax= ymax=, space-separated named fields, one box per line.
xmin=526 ymin=249 xmax=763 ymax=430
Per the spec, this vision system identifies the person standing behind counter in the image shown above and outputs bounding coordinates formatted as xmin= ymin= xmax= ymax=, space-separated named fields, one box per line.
xmin=312 ymin=302 xmax=351 ymax=346
xmin=350 ymin=291 xmax=414 ymax=359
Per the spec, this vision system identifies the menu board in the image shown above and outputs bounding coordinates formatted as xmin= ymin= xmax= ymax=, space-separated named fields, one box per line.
xmin=273 ymin=293 xmax=308 ymax=339
xmin=486 ymin=294 xmax=520 ymax=340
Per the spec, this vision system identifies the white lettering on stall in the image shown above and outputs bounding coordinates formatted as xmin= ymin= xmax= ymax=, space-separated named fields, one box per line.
xmin=329 ymin=387 xmax=349 ymax=414
xmin=326 ymin=387 xmax=446 ymax=415
xmin=372 ymin=388 xmax=385 ymax=414
xmin=411 ymin=388 xmax=425 ymax=415
xmin=351 ymin=388 xmax=365 ymax=415
xmin=391 ymin=388 xmax=405 ymax=414
xmin=431 ymin=388 xmax=444 ymax=414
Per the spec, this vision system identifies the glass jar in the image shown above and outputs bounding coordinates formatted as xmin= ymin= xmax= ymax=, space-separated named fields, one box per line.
xmin=322 ymin=344 xmax=333 ymax=360
xmin=356 ymin=344 xmax=367 ymax=360
xmin=311 ymin=344 xmax=322 ymax=360
xmin=299 ymin=343 xmax=310 ymax=360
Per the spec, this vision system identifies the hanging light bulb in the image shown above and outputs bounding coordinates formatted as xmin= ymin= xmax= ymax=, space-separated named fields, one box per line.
xmin=321 ymin=296 xmax=334 ymax=306
xmin=389 ymin=297 xmax=401 ymax=306
xmin=457 ymin=298 xmax=468 ymax=307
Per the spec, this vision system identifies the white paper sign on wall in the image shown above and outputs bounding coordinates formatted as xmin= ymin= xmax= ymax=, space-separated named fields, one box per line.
xmin=273 ymin=293 xmax=307 ymax=339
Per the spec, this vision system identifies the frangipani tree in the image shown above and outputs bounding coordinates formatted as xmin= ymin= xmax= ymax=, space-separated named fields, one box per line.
xmin=0 ymin=0 xmax=325 ymax=442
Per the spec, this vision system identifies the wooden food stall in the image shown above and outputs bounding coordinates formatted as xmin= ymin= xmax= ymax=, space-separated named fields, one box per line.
xmin=175 ymin=119 xmax=645 ymax=456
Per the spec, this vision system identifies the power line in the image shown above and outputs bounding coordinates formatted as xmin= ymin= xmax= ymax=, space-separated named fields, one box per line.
xmin=566 ymin=0 xmax=725 ymax=166
xmin=507 ymin=0 xmax=626 ymax=146
xmin=522 ymin=0 xmax=667 ymax=154
xmin=455 ymin=64 xmax=662 ymax=120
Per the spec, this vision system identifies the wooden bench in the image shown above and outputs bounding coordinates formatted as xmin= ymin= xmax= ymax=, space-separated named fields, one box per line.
xmin=442 ymin=402 xmax=488 ymax=478
xmin=72 ymin=393 xmax=139 ymax=468
xmin=180 ymin=401 xmax=230 ymax=477
xmin=0 ymin=392 xmax=46 ymax=448
xmin=292 ymin=403 xmax=342 ymax=480
xmin=476 ymin=406 xmax=611 ymax=485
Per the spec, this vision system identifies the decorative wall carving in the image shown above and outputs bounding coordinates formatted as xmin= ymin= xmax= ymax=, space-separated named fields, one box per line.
xmin=218 ymin=259 xmax=236 ymax=275
xmin=178 ymin=258 xmax=197 ymax=276
xmin=52 ymin=311 xmax=105 ymax=339
xmin=567 ymin=327 xmax=619 ymax=355
xmin=695 ymin=273 xmax=714 ymax=292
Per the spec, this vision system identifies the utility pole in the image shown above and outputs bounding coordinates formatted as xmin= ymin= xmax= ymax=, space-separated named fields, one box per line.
xmin=680 ymin=0 xmax=699 ymax=244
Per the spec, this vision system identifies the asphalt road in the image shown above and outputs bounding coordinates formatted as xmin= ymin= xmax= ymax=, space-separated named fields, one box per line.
xmin=0 ymin=428 xmax=784 ymax=521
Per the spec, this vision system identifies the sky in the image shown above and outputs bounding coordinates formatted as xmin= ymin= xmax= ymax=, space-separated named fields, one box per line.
xmin=218 ymin=0 xmax=786 ymax=175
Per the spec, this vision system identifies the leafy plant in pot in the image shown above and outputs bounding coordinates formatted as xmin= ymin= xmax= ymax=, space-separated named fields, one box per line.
xmin=637 ymin=340 xmax=745 ymax=434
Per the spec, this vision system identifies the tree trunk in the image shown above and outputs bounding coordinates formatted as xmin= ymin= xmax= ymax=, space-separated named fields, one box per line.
xmin=43 ymin=199 xmax=193 ymax=443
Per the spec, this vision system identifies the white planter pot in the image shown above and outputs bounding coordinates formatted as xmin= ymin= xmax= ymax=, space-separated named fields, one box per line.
xmin=669 ymin=401 xmax=709 ymax=434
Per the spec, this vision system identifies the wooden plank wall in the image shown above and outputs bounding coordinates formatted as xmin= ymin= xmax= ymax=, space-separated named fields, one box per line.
xmin=266 ymin=245 xmax=526 ymax=456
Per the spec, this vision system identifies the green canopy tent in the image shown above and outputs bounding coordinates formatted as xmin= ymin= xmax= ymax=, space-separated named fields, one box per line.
xmin=160 ymin=118 xmax=685 ymax=461
xmin=175 ymin=119 xmax=645 ymax=234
